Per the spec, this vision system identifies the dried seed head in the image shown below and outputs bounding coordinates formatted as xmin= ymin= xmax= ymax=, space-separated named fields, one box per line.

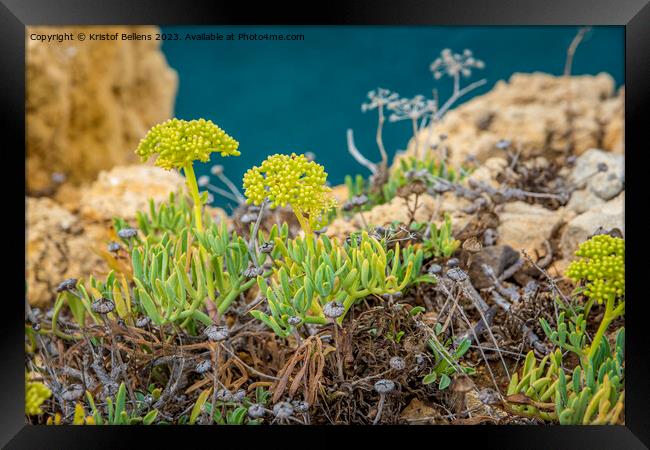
xmin=260 ymin=241 xmax=275 ymax=254
xmin=107 ymin=241 xmax=121 ymax=253
xmin=428 ymin=263 xmax=443 ymax=274
xmin=451 ymin=373 xmax=474 ymax=393
xmin=431 ymin=179 xmax=452 ymax=193
xmin=117 ymin=228 xmax=138 ymax=239
xmin=215 ymin=388 xmax=233 ymax=402
xmin=232 ymin=389 xmax=246 ymax=402
xmin=91 ymin=297 xmax=115 ymax=315
xmin=483 ymin=228 xmax=498 ymax=247
xmin=477 ymin=388 xmax=501 ymax=405
xmin=204 ymin=325 xmax=230 ymax=342
xmin=56 ymin=278 xmax=77 ymax=293
xmin=314 ymin=226 xmax=328 ymax=236
xmin=351 ymin=194 xmax=369 ymax=207
xmin=248 ymin=403 xmax=266 ymax=418
xmin=446 ymin=268 xmax=468 ymax=282
xmin=211 ymin=165 xmax=224 ymax=176
xmin=287 ymin=316 xmax=302 ymax=326
xmin=389 ymin=356 xmax=406 ymax=371
xmin=462 ymin=236 xmax=483 ymax=253
xmin=304 ymin=152 xmax=316 ymax=162
xmin=292 ymin=400 xmax=310 ymax=412
xmin=198 ymin=175 xmax=210 ymax=187
xmin=60 ymin=384 xmax=84 ymax=401
xmin=195 ymin=359 xmax=212 ymax=374
xmin=342 ymin=200 xmax=355 ymax=212
xmin=135 ymin=316 xmax=151 ymax=328
xmin=240 ymin=213 xmax=257 ymax=224
xmin=345 ymin=234 xmax=362 ymax=247
xmin=323 ymin=301 xmax=345 ymax=319
xmin=242 ymin=266 xmax=263 ymax=279
xmin=272 ymin=401 xmax=294 ymax=419
xmin=373 ymin=379 xmax=395 ymax=395
xmin=446 ymin=257 xmax=460 ymax=268
xmin=51 ymin=172 xmax=66 ymax=184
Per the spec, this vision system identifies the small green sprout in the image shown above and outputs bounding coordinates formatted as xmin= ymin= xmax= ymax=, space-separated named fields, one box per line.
xmin=411 ymin=213 xmax=459 ymax=259
xmin=82 ymin=383 xmax=159 ymax=425
xmin=243 ymin=153 xmax=336 ymax=234
xmin=422 ymin=324 xmax=474 ymax=390
xmin=135 ymin=118 xmax=240 ymax=232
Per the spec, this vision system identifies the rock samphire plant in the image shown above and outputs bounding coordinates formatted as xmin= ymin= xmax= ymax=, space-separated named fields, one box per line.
xmin=506 ymin=234 xmax=625 ymax=424
xmin=243 ymin=153 xmax=336 ymax=235
xmin=135 ymin=118 xmax=240 ymax=232
xmin=251 ymin=231 xmax=434 ymax=337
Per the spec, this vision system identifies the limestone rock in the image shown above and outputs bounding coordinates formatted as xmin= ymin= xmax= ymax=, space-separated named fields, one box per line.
xmin=496 ymin=201 xmax=569 ymax=256
xmin=569 ymin=148 xmax=624 ymax=201
xmin=466 ymin=157 xmax=508 ymax=189
xmin=566 ymin=189 xmax=605 ymax=214
xmin=26 ymin=197 xmax=105 ymax=307
xmin=79 ymin=165 xmax=186 ymax=222
xmin=330 ymin=184 xmax=349 ymax=204
xmin=560 ymin=192 xmax=624 ymax=260
xmin=26 ymin=25 xmax=178 ymax=194
xmin=399 ymin=73 xmax=624 ymax=169
xmin=400 ymin=398 xmax=438 ymax=424
xmin=326 ymin=192 xmax=473 ymax=241
xmin=467 ymin=245 xmax=520 ymax=289
xmin=26 ymin=165 xmax=216 ymax=307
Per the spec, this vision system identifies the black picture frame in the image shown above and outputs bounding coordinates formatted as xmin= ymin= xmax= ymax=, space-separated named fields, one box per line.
xmin=4 ymin=1 xmax=648 ymax=448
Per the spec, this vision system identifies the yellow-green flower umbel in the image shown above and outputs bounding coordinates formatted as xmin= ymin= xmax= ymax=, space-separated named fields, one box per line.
xmin=566 ymin=234 xmax=625 ymax=360
xmin=566 ymin=234 xmax=625 ymax=305
xmin=243 ymin=153 xmax=336 ymax=234
xmin=26 ymin=378 xmax=51 ymax=416
xmin=136 ymin=118 xmax=240 ymax=231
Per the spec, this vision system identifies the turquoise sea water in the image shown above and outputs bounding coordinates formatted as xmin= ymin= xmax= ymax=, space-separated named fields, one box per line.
xmin=160 ymin=26 xmax=624 ymax=210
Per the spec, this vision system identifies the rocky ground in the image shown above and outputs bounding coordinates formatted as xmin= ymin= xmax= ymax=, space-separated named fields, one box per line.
xmin=25 ymin=71 xmax=624 ymax=425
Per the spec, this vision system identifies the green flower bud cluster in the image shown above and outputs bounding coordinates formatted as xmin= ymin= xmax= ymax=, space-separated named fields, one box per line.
xmin=26 ymin=379 xmax=51 ymax=416
xmin=566 ymin=235 xmax=624 ymax=304
xmin=135 ymin=118 xmax=240 ymax=170
xmin=243 ymin=153 xmax=336 ymax=231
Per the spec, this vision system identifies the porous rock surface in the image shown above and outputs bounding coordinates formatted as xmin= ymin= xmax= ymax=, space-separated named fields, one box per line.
xmin=26 ymin=25 xmax=178 ymax=194
xmin=25 ymin=165 xmax=222 ymax=307
xmin=400 ymin=73 xmax=623 ymax=169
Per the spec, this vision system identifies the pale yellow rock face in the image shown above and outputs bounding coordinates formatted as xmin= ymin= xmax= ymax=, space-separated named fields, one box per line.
xmin=78 ymin=165 xmax=186 ymax=222
xmin=26 ymin=165 xmax=232 ymax=307
xmin=326 ymin=192 xmax=473 ymax=241
xmin=496 ymin=201 xmax=572 ymax=257
xmin=398 ymin=73 xmax=624 ymax=169
xmin=26 ymin=197 xmax=105 ymax=307
xmin=26 ymin=25 xmax=178 ymax=194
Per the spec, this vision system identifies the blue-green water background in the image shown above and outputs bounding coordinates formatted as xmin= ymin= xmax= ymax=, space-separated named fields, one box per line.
xmin=160 ymin=26 xmax=624 ymax=211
